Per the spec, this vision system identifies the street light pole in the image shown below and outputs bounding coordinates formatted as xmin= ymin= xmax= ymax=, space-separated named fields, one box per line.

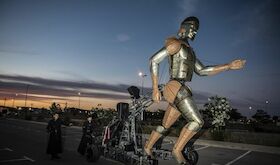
xmin=138 ymin=72 xmax=147 ymax=96
xmin=4 ymin=98 xmax=6 ymax=107
xmin=78 ymin=92 xmax=81 ymax=109
xmin=138 ymin=72 xmax=147 ymax=121
xmin=13 ymin=93 xmax=18 ymax=108
xmin=24 ymin=85 xmax=30 ymax=107
xmin=265 ymin=100 xmax=269 ymax=111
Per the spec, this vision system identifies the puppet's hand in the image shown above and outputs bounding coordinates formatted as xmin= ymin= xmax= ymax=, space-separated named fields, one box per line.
xmin=229 ymin=59 xmax=246 ymax=70
xmin=152 ymin=88 xmax=161 ymax=103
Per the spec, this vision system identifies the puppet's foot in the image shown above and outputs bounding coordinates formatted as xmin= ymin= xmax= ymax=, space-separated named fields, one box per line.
xmin=173 ymin=127 xmax=197 ymax=165
xmin=172 ymin=149 xmax=188 ymax=164
xmin=144 ymin=131 xmax=162 ymax=158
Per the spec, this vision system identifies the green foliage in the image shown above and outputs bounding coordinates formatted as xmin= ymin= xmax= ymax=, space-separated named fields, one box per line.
xmin=203 ymin=95 xmax=232 ymax=130
xmin=202 ymin=95 xmax=233 ymax=140
xmin=272 ymin=116 xmax=279 ymax=123
xmin=252 ymin=109 xmax=271 ymax=124
xmin=93 ymin=109 xmax=116 ymax=126
xmin=229 ymin=108 xmax=243 ymax=121
xmin=49 ymin=102 xmax=61 ymax=114
xmin=210 ymin=130 xmax=225 ymax=141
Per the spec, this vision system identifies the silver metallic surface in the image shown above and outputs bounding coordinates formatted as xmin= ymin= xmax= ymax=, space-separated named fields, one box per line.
xmin=174 ymin=85 xmax=192 ymax=105
xmin=149 ymin=38 xmax=206 ymax=132
xmin=175 ymin=95 xmax=204 ymax=131
xmin=156 ymin=125 xmax=167 ymax=134
xmin=169 ymin=44 xmax=196 ymax=81
xmin=146 ymin=16 xmax=244 ymax=164
xmin=150 ymin=47 xmax=168 ymax=76
xmin=149 ymin=38 xmax=207 ymax=132
xmin=150 ymin=40 xmax=213 ymax=81
xmin=185 ymin=24 xmax=197 ymax=40
xmin=194 ymin=58 xmax=215 ymax=76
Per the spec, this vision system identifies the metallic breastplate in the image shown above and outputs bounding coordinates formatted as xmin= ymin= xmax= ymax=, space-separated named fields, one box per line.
xmin=169 ymin=45 xmax=195 ymax=81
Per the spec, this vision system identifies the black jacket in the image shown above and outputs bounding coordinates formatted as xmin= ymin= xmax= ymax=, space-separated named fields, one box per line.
xmin=77 ymin=121 xmax=96 ymax=155
xmin=46 ymin=119 xmax=63 ymax=154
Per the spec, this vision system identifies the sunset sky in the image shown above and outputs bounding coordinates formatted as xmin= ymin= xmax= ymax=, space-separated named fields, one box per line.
xmin=0 ymin=0 xmax=279 ymax=117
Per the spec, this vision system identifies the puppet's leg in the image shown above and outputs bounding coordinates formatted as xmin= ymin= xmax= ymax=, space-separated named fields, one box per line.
xmin=144 ymin=104 xmax=181 ymax=156
xmin=172 ymin=96 xmax=204 ymax=164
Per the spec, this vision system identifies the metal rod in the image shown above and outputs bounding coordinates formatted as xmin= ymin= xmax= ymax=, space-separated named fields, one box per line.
xmin=24 ymin=85 xmax=30 ymax=107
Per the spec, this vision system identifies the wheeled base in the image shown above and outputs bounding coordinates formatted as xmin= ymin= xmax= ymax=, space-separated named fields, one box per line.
xmin=103 ymin=144 xmax=198 ymax=165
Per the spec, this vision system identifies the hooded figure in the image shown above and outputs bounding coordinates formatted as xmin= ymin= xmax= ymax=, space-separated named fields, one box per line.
xmin=46 ymin=113 xmax=63 ymax=159
xmin=77 ymin=115 xmax=96 ymax=155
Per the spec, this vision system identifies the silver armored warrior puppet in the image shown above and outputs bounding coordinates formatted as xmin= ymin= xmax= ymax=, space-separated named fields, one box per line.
xmin=144 ymin=16 xmax=246 ymax=164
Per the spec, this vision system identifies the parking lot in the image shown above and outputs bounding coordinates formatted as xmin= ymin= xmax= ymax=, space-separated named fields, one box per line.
xmin=0 ymin=147 xmax=35 ymax=164
xmin=1 ymin=118 xmax=280 ymax=165
xmin=157 ymin=143 xmax=280 ymax=165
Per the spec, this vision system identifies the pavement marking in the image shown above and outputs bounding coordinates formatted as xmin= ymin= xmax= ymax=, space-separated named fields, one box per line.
xmin=0 ymin=156 xmax=35 ymax=163
xmin=23 ymin=156 xmax=35 ymax=162
xmin=0 ymin=148 xmax=13 ymax=151
xmin=5 ymin=147 xmax=13 ymax=151
xmin=225 ymin=150 xmax=252 ymax=165
xmin=196 ymin=145 xmax=209 ymax=151
xmin=211 ymin=163 xmax=221 ymax=165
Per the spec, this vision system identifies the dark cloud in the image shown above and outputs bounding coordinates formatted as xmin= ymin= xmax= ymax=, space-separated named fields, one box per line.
xmin=0 ymin=74 xmax=129 ymax=93
xmin=2 ymin=74 xmax=278 ymax=116
xmin=0 ymin=74 xmax=214 ymax=103
xmin=0 ymin=74 xmax=133 ymax=100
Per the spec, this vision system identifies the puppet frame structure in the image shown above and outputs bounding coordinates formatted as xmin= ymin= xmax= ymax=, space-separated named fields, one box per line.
xmin=100 ymin=85 xmax=199 ymax=165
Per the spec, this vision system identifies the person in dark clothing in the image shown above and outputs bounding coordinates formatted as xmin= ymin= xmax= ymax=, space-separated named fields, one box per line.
xmin=46 ymin=113 xmax=63 ymax=160
xmin=77 ymin=115 xmax=96 ymax=155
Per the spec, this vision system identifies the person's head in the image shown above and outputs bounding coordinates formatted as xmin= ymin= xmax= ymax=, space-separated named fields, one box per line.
xmin=53 ymin=113 xmax=59 ymax=120
xmin=178 ymin=16 xmax=199 ymax=41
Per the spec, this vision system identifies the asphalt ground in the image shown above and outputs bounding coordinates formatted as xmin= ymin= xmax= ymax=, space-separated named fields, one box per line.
xmin=0 ymin=118 xmax=280 ymax=165
xmin=0 ymin=118 xmax=122 ymax=165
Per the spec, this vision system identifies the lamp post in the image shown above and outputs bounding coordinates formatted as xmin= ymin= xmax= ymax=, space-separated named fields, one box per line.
xmin=24 ymin=85 xmax=30 ymax=107
xmin=78 ymin=92 xmax=81 ymax=109
xmin=265 ymin=100 xmax=269 ymax=111
xmin=12 ymin=99 xmax=14 ymax=108
xmin=138 ymin=72 xmax=147 ymax=121
xmin=138 ymin=72 xmax=147 ymax=96
xmin=12 ymin=93 xmax=18 ymax=108
xmin=4 ymin=98 xmax=6 ymax=107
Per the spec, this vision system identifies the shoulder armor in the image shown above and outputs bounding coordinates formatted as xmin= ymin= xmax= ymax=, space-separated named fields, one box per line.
xmin=165 ymin=37 xmax=189 ymax=55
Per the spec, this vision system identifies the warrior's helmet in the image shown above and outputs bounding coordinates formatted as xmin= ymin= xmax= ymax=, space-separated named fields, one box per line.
xmin=178 ymin=16 xmax=199 ymax=40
